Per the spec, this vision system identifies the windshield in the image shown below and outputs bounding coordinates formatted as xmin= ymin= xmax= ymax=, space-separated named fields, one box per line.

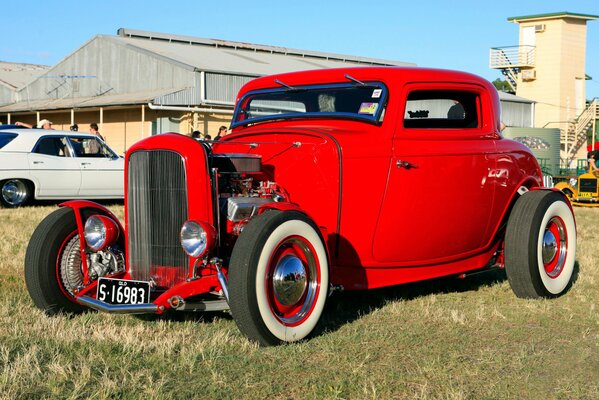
xmin=232 ymin=82 xmax=388 ymax=128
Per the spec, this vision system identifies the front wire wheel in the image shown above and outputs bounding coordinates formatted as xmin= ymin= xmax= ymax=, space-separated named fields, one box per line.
xmin=25 ymin=207 xmax=87 ymax=314
xmin=505 ymin=191 xmax=576 ymax=298
xmin=228 ymin=210 xmax=329 ymax=346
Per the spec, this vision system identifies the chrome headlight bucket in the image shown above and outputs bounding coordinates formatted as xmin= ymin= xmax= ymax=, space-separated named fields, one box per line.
xmin=180 ymin=220 xmax=216 ymax=258
xmin=84 ymin=215 xmax=119 ymax=251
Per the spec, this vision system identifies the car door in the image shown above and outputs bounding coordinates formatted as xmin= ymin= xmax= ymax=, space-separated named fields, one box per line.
xmin=28 ymin=136 xmax=82 ymax=197
xmin=68 ymin=136 xmax=124 ymax=197
xmin=373 ymin=84 xmax=498 ymax=264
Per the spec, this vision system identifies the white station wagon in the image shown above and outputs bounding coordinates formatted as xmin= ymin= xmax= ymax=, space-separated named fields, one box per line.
xmin=0 ymin=128 xmax=124 ymax=207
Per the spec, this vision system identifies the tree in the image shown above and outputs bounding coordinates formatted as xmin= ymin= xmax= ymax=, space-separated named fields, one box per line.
xmin=492 ymin=78 xmax=513 ymax=93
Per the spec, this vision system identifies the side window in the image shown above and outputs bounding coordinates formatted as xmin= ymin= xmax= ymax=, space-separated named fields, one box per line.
xmin=0 ymin=133 xmax=17 ymax=149
xmin=69 ymin=137 xmax=114 ymax=158
xmin=33 ymin=137 xmax=68 ymax=157
xmin=404 ymin=90 xmax=480 ymax=129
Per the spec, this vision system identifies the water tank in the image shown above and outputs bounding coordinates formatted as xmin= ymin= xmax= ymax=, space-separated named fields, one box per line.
xmin=503 ymin=127 xmax=561 ymax=175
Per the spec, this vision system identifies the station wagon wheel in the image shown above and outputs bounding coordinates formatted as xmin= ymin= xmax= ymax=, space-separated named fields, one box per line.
xmin=0 ymin=179 xmax=31 ymax=207
xmin=505 ymin=191 xmax=576 ymax=298
xmin=228 ymin=210 xmax=329 ymax=346
xmin=24 ymin=207 xmax=87 ymax=314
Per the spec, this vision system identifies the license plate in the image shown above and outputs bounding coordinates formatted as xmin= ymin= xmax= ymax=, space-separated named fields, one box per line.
xmin=578 ymin=192 xmax=593 ymax=198
xmin=97 ymin=278 xmax=151 ymax=305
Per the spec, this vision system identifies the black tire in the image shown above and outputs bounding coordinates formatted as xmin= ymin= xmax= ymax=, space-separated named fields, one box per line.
xmin=25 ymin=207 xmax=88 ymax=314
xmin=228 ymin=210 xmax=329 ymax=346
xmin=505 ymin=190 xmax=576 ymax=298
xmin=1 ymin=179 xmax=32 ymax=207
xmin=562 ymin=188 xmax=574 ymax=200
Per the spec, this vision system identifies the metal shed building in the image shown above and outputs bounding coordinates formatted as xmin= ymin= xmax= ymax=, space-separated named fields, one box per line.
xmin=0 ymin=29 xmax=414 ymax=154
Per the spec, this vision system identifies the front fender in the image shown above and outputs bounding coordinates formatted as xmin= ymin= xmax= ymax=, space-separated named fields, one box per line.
xmin=59 ymin=200 xmax=125 ymax=249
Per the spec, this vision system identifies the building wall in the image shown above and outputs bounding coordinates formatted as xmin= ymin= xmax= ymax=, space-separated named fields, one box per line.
xmin=516 ymin=18 xmax=588 ymax=132
xmin=0 ymin=85 xmax=14 ymax=106
xmin=4 ymin=107 xmax=234 ymax=155
xmin=15 ymin=36 xmax=198 ymax=102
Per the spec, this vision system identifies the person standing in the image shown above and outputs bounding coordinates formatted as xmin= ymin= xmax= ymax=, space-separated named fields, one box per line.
xmin=89 ymin=122 xmax=105 ymax=141
xmin=213 ymin=125 xmax=228 ymax=140
xmin=15 ymin=119 xmax=54 ymax=129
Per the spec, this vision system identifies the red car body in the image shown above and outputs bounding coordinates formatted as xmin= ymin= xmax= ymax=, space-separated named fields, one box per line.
xmin=25 ymin=67 xmax=576 ymax=345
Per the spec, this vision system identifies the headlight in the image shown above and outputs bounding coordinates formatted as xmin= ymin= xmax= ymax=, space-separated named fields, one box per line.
xmin=180 ymin=220 xmax=215 ymax=258
xmin=84 ymin=215 xmax=119 ymax=251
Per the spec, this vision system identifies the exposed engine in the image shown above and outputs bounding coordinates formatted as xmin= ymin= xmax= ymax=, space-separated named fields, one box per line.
xmin=87 ymin=248 xmax=126 ymax=280
xmin=212 ymin=153 xmax=288 ymax=237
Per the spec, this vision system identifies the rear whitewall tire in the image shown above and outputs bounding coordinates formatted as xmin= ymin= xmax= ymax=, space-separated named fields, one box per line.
xmin=505 ymin=191 xmax=576 ymax=298
xmin=535 ymin=200 xmax=576 ymax=295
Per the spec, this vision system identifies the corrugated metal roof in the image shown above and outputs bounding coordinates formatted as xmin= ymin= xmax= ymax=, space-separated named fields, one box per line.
xmin=117 ymin=28 xmax=414 ymax=70
xmin=111 ymin=29 xmax=414 ymax=76
xmin=0 ymin=29 xmax=414 ymax=113
xmin=498 ymin=91 xmax=534 ymax=104
xmin=0 ymin=88 xmax=178 ymax=112
xmin=0 ymin=61 xmax=50 ymax=89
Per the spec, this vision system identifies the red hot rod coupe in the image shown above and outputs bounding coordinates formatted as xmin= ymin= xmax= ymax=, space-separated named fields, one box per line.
xmin=25 ymin=67 xmax=577 ymax=345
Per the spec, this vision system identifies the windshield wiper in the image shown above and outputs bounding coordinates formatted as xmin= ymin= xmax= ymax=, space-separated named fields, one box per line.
xmin=344 ymin=74 xmax=380 ymax=89
xmin=274 ymin=79 xmax=299 ymax=91
xmin=344 ymin=74 xmax=366 ymax=86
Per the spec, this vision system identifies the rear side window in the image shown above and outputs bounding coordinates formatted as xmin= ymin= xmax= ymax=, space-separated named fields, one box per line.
xmin=34 ymin=137 xmax=69 ymax=157
xmin=0 ymin=133 xmax=17 ymax=149
xmin=404 ymin=90 xmax=480 ymax=129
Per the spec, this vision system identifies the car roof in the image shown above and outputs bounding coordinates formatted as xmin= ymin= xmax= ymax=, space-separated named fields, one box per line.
xmin=0 ymin=129 xmax=98 ymax=152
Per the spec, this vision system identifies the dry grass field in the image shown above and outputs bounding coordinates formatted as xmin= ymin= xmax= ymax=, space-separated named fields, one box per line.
xmin=0 ymin=204 xmax=597 ymax=399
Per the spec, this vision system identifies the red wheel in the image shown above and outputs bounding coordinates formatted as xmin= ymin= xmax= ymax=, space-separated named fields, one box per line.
xmin=505 ymin=191 xmax=576 ymax=298
xmin=229 ymin=210 xmax=329 ymax=345
xmin=25 ymin=208 xmax=87 ymax=314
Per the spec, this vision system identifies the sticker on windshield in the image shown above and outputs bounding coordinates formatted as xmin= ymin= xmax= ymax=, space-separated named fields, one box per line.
xmin=358 ymin=102 xmax=379 ymax=115
xmin=372 ymin=89 xmax=382 ymax=98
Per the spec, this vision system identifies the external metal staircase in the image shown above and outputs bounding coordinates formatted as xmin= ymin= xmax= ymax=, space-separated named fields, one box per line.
xmin=561 ymin=99 xmax=599 ymax=163
xmin=489 ymin=45 xmax=536 ymax=91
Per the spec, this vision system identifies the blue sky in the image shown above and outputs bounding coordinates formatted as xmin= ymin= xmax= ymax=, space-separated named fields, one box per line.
xmin=2 ymin=0 xmax=599 ymax=98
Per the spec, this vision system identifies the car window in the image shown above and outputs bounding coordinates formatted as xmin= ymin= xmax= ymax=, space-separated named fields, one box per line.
xmin=404 ymin=90 xmax=480 ymax=129
xmin=232 ymin=82 xmax=388 ymax=128
xmin=68 ymin=137 xmax=116 ymax=158
xmin=0 ymin=133 xmax=17 ymax=149
xmin=33 ymin=137 xmax=69 ymax=157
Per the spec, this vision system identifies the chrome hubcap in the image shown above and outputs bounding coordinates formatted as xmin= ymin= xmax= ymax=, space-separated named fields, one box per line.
xmin=542 ymin=230 xmax=557 ymax=264
xmin=272 ymin=255 xmax=307 ymax=306
xmin=1 ymin=180 xmax=27 ymax=206
xmin=542 ymin=217 xmax=568 ymax=278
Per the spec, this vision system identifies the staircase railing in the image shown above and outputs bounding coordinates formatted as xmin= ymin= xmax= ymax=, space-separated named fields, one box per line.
xmin=562 ymin=98 xmax=599 ymax=162
xmin=489 ymin=45 xmax=535 ymax=92
xmin=490 ymin=45 xmax=535 ymax=68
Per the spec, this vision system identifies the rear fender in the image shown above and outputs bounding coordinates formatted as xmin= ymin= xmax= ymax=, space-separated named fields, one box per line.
xmin=493 ymin=185 xmax=575 ymax=244
xmin=529 ymin=186 xmax=575 ymax=214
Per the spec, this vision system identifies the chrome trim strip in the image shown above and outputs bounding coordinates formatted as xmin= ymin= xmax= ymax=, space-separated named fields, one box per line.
xmin=77 ymin=295 xmax=158 ymax=314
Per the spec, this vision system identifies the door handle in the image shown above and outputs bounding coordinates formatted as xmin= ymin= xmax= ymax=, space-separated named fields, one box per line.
xmin=396 ymin=160 xmax=416 ymax=169
xmin=33 ymin=161 xmax=44 ymax=164
xmin=81 ymin=162 xmax=91 ymax=166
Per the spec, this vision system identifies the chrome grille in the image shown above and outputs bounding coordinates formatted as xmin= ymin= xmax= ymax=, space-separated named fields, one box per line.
xmin=127 ymin=150 xmax=189 ymax=288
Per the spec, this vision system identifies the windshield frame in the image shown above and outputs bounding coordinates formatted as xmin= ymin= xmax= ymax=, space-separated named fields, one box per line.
xmin=231 ymin=81 xmax=389 ymax=128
